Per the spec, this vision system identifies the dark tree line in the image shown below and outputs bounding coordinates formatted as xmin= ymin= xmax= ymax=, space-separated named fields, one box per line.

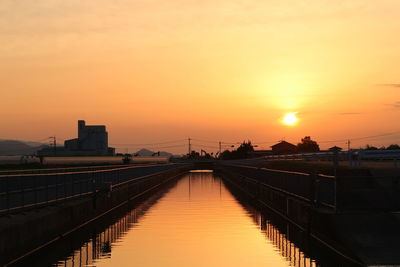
xmin=219 ymin=141 xmax=254 ymax=160
xmin=219 ymin=137 xmax=322 ymax=160
xmin=297 ymin=136 xmax=320 ymax=153
xmin=365 ymin=144 xmax=400 ymax=150
xmin=218 ymin=136 xmax=399 ymax=160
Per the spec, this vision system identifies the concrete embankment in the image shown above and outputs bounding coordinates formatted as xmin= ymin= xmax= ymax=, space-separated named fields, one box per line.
xmin=216 ymin=164 xmax=400 ymax=266
xmin=0 ymin=166 xmax=190 ymax=266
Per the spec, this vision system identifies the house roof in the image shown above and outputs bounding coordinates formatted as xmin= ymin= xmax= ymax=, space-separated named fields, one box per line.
xmin=271 ymin=141 xmax=297 ymax=149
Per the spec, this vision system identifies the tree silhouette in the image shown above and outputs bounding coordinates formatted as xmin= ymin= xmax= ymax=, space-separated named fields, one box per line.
xmin=236 ymin=141 xmax=254 ymax=155
xmin=220 ymin=150 xmax=233 ymax=160
xmin=220 ymin=140 xmax=254 ymax=159
xmin=297 ymin=136 xmax=320 ymax=153
xmin=365 ymin=144 xmax=378 ymax=150
xmin=387 ymin=144 xmax=400 ymax=150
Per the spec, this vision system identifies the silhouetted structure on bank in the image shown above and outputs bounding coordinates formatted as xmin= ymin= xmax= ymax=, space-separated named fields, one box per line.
xmin=329 ymin=146 xmax=342 ymax=152
xmin=37 ymin=120 xmax=115 ymax=156
xmin=271 ymin=141 xmax=297 ymax=155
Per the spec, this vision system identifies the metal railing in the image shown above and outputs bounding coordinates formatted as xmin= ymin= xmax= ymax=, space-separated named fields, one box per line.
xmin=262 ymin=150 xmax=400 ymax=168
xmin=0 ymin=164 xmax=187 ymax=215
xmin=315 ymin=174 xmax=336 ymax=209
xmin=0 ymin=164 xmax=132 ymax=176
xmin=220 ymin=163 xmax=400 ymax=212
xmin=220 ymin=164 xmax=336 ymax=208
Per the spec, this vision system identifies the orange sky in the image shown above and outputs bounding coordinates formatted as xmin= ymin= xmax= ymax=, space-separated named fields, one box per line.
xmin=1 ymin=0 xmax=399 ymax=153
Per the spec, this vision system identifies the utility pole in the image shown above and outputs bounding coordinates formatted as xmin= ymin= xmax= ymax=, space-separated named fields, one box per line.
xmin=219 ymin=141 xmax=222 ymax=155
xmin=347 ymin=140 xmax=351 ymax=151
xmin=49 ymin=136 xmax=56 ymax=156
xmin=188 ymin=137 xmax=191 ymax=156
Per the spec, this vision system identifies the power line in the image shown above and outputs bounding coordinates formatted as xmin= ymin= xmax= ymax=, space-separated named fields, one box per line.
xmin=191 ymin=138 xmax=219 ymax=143
xmin=318 ymin=139 xmax=349 ymax=144
xmin=222 ymin=144 xmax=235 ymax=148
xmin=191 ymin=144 xmax=220 ymax=149
xmin=192 ymin=138 xmax=278 ymax=145
xmin=21 ymin=137 xmax=55 ymax=143
xmin=107 ymin=130 xmax=400 ymax=153
xmin=220 ymin=141 xmax=242 ymax=144
xmin=350 ymin=131 xmax=400 ymax=141
xmin=113 ymin=144 xmax=186 ymax=149
xmin=110 ymin=139 xmax=186 ymax=146
xmin=154 ymin=144 xmax=187 ymax=149
xmin=253 ymin=141 xmax=278 ymax=144
xmin=319 ymin=131 xmax=400 ymax=144
xmin=36 ymin=137 xmax=54 ymax=142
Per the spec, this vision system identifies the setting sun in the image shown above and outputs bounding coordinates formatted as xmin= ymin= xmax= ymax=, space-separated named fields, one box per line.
xmin=282 ymin=113 xmax=298 ymax=126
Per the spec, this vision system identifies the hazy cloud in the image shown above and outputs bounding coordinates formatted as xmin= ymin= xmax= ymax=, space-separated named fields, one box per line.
xmin=384 ymin=101 xmax=400 ymax=108
xmin=392 ymin=101 xmax=400 ymax=108
xmin=379 ymin=84 xmax=400 ymax=88
xmin=339 ymin=112 xmax=362 ymax=115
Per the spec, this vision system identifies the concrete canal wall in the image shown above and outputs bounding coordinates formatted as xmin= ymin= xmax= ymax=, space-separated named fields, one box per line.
xmin=216 ymin=163 xmax=400 ymax=266
xmin=0 ymin=165 xmax=190 ymax=266
xmin=216 ymin=164 xmax=317 ymax=231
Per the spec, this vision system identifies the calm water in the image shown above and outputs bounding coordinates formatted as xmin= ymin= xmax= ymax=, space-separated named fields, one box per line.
xmin=21 ymin=171 xmax=339 ymax=267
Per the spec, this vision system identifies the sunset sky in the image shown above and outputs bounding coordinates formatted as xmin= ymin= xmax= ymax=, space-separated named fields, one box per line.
xmin=1 ymin=0 xmax=399 ymax=153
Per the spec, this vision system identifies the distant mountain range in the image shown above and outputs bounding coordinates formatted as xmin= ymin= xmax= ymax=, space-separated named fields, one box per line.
xmin=133 ymin=148 xmax=173 ymax=157
xmin=0 ymin=139 xmax=48 ymax=156
xmin=0 ymin=140 xmax=175 ymax=157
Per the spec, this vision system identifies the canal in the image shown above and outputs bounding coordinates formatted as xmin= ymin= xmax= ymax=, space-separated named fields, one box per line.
xmin=15 ymin=171 xmax=348 ymax=266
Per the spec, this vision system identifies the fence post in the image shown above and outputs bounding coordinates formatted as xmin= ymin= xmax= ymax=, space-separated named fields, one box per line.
xmin=21 ymin=176 xmax=24 ymax=208
xmin=332 ymin=148 xmax=339 ymax=177
xmin=55 ymin=174 xmax=58 ymax=201
xmin=34 ymin=175 xmax=37 ymax=207
xmin=92 ymin=172 xmax=96 ymax=194
xmin=80 ymin=174 xmax=83 ymax=197
xmin=312 ymin=172 xmax=319 ymax=207
xmin=70 ymin=173 xmax=73 ymax=198
xmin=64 ymin=173 xmax=67 ymax=199
xmin=86 ymin=173 xmax=89 ymax=194
xmin=357 ymin=150 xmax=362 ymax=167
xmin=335 ymin=176 xmax=339 ymax=213
xmin=102 ymin=171 xmax=105 ymax=191
xmin=46 ymin=174 xmax=49 ymax=203
xmin=6 ymin=176 xmax=10 ymax=213
xmin=348 ymin=150 xmax=352 ymax=167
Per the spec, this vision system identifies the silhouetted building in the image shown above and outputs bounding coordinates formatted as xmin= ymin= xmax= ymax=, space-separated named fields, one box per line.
xmin=271 ymin=141 xmax=297 ymax=155
xmin=329 ymin=146 xmax=342 ymax=152
xmin=37 ymin=120 xmax=115 ymax=156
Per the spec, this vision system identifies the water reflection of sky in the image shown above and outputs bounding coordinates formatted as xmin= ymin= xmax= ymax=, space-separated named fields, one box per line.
xmin=45 ymin=172 xmax=321 ymax=267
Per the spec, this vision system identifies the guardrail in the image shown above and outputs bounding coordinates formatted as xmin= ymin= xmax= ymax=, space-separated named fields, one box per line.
xmin=220 ymin=164 xmax=336 ymax=209
xmin=0 ymin=164 xmax=132 ymax=176
xmin=0 ymin=164 xmax=188 ymax=216
xmin=220 ymin=164 xmax=400 ymax=212
xmin=262 ymin=149 xmax=400 ymax=168
xmin=0 ymin=163 xmax=173 ymax=176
